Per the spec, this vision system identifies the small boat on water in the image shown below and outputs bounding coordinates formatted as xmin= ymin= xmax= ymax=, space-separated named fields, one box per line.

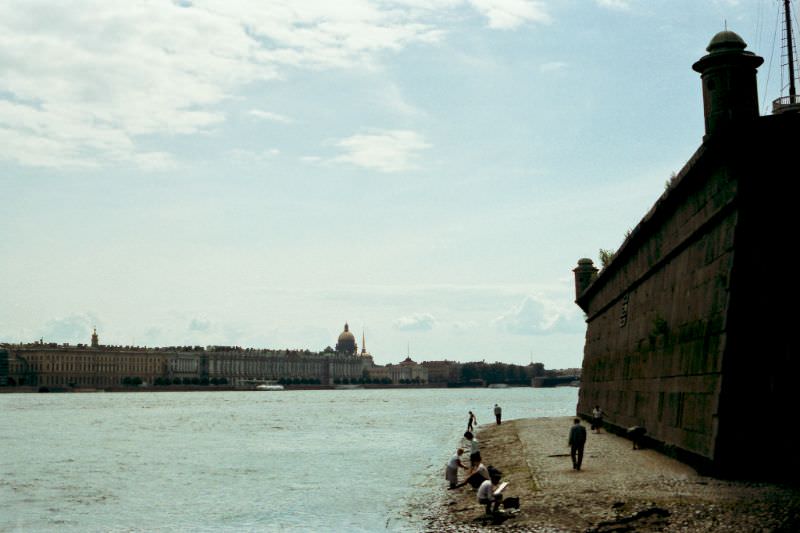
xmin=255 ymin=384 xmax=285 ymax=391
xmin=488 ymin=383 xmax=509 ymax=389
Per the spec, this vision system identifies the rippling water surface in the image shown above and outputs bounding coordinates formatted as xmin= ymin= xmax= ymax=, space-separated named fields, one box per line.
xmin=1 ymin=387 xmax=577 ymax=532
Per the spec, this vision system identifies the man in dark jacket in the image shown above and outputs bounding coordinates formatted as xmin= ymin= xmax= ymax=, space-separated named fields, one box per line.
xmin=568 ymin=418 xmax=587 ymax=470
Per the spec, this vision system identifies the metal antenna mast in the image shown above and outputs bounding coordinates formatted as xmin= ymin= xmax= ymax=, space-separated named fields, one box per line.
xmin=784 ymin=0 xmax=797 ymax=97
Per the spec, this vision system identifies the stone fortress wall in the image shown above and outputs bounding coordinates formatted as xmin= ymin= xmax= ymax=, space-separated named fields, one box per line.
xmin=573 ymin=31 xmax=799 ymax=478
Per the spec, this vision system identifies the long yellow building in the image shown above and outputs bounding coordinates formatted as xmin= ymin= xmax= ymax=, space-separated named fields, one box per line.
xmin=0 ymin=324 xmax=428 ymax=389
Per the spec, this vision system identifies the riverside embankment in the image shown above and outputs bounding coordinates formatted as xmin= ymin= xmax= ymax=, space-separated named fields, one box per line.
xmin=427 ymin=417 xmax=800 ymax=532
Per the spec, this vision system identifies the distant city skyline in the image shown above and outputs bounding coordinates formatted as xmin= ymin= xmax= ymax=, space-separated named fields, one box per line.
xmin=0 ymin=1 xmax=790 ymax=367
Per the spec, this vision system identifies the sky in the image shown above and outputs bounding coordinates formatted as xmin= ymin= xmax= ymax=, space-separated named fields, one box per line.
xmin=0 ymin=0 xmax=794 ymax=368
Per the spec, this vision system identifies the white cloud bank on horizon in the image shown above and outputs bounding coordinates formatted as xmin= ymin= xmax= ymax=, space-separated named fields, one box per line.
xmin=492 ymin=295 xmax=583 ymax=335
xmin=393 ymin=312 xmax=437 ymax=331
xmin=0 ymin=0 xmax=550 ymax=170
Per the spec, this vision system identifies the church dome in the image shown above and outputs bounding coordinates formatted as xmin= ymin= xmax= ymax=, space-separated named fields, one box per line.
xmin=335 ymin=323 xmax=357 ymax=354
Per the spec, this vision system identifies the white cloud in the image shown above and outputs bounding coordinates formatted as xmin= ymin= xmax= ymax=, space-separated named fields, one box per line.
xmin=393 ymin=313 xmax=436 ymax=331
xmin=469 ymin=0 xmax=551 ymax=29
xmin=37 ymin=313 xmax=99 ymax=344
xmin=248 ymin=109 xmax=293 ymax=123
xmin=0 ymin=1 xmax=453 ymax=169
xmin=227 ymin=147 xmax=281 ymax=164
xmin=595 ymin=0 xmax=632 ymax=10
xmin=332 ymin=129 xmax=430 ymax=173
xmin=539 ymin=61 xmax=568 ymax=73
xmin=492 ymin=295 xmax=583 ymax=335
xmin=188 ymin=318 xmax=211 ymax=332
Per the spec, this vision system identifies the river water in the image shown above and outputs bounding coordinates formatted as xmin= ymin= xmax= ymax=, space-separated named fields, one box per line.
xmin=0 ymin=387 xmax=578 ymax=532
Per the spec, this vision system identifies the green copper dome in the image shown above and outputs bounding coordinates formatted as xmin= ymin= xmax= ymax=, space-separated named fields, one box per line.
xmin=707 ymin=30 xmax=747 ymax=53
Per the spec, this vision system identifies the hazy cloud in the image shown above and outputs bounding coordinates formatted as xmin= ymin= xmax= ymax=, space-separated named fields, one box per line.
xmin=188 ymin=318 xmax=211 ymax=332
xmin=37 ymin=314 xmax=98 ymax=344
xmin=1 ymin=1 xmax=534 ymax=169
xmin=469 ymin=0 xmax=551 ymax=29
xmin=227 ymin=148 xmax=281 ymax=164
xmin=248 ymin=109 xmax=293 ymax=123
xmin=492 ymin=295 xmax=583 ymax=335
xmin=595 ymin=0 xmax=632 ymax=10
xmin=332 ymin=129 xmax=430 ymax=172
xmin=393 ymin=313 xmax=436 ymax=331
xmin=539 ymin=61 xmax=568 ymax=73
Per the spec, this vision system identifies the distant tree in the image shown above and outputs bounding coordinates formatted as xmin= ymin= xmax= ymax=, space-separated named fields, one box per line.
xmin=218 ymin=377 xmax=228 ymax=385
xmin=190 ymin=377 xmax=200 ymax=385
xmin=200 ymin=377 xmax=209 ymax=386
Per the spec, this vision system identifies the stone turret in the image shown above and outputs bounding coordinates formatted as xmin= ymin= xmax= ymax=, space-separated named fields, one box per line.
xmin=692 ymin=30 xmax=764 ymax=139
xmin=573 ymin=258 xmax=598 ymax=301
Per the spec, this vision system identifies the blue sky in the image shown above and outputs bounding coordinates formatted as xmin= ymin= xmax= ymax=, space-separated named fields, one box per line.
xmin=0 ymin=0 xmax=792 ymax=367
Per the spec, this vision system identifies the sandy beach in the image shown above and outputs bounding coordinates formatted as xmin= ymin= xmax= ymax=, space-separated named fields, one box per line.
xmin=426 ymin=417 xmax=800 ymax=532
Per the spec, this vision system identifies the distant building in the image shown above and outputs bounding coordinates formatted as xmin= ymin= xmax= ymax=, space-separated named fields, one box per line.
xmin=0 ymin=325 xmax=366 ymax=388
xmin=335 ymin=323 xmax=357 ymax=355
xmin=0 ymin=323 xmax=437 ymax=388
xmin=421 ymin=360 xmax=461 ymax=384
xmin=385 ymin=356 xmax=428 ymax=383
xmin=574 ymin=31 xmax=799 ymax=478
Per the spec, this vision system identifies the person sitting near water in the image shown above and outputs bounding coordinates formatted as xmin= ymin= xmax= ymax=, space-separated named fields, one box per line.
xmin=445 ymin=448 xmax=468 ymax=489
xmin=477 ymin=472 xmax=505 ymax=515
xmin=458 ymin=456 xmax=492 ymax=489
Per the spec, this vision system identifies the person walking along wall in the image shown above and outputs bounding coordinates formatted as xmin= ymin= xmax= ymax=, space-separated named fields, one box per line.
xmin=494 ymin=404 xmax=502 ymax=425
xmin=568 ymin=418 xmax=587 ymax=471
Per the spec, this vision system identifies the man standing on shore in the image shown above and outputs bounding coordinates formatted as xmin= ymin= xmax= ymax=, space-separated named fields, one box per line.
xmin=464 ymin=431 xmax=480 ymax=467
xmin=494 ymin=404 xmax=502 ymax=425
xmin=568 ymin=418 xmax=587 ymax=471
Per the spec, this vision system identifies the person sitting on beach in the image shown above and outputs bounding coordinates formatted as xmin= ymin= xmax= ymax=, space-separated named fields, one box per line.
xmin=457 ymin=457 xmax=490 ymax=489
xmin=464 ymin=431 xmax=480 ymax=467
xmin=477 ymin=473 xmax=504 ymax=515
xmin=445 ymin=448 xmax=468 ymax=489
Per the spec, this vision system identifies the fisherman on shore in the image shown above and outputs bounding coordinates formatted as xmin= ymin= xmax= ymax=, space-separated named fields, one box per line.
xmin=467 ymin=410 xmax=477 ymax=432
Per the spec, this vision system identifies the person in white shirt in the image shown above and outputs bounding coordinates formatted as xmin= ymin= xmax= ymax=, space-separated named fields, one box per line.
xmin=445 ymin=448 xmax=467 ymax=489
xmin=477 ymin=474 xmax=503 ymax=514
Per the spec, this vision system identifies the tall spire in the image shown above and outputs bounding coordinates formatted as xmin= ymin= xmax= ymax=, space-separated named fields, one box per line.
xmin=361 ymin=330 xmax=366 ymax=354
xmin=91 ymin=326 xmax=99 ymax=348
